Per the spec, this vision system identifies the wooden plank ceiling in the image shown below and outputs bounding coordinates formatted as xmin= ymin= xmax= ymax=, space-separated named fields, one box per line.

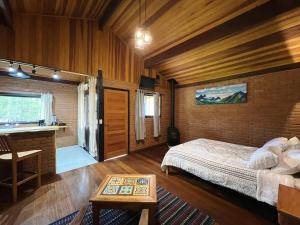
xmin=104 ymin=0 xmax=300 ymax=85
xmin=5 ymin=0 xmax=300 ymax=85
xmin=8 ymin=0 xmax=110 ymax=19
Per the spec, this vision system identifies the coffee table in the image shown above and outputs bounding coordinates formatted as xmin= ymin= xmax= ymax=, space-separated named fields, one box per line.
xmin=90 ymin=174 xmax=157 ymax=225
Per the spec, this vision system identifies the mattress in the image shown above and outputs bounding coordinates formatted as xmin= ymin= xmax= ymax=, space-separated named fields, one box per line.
xmin=161 ymin=138 xmax=258 ymax=198
xmin=161 ymin=138 xmax=296 ymax=205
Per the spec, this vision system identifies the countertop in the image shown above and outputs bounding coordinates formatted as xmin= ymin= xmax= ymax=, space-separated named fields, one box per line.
xmin=0 ymin=125 xmax=68 ymax=135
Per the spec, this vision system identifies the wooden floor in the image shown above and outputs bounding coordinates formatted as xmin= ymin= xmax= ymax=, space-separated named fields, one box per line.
xmin=0 ymin=144 xmax=277 ymax=225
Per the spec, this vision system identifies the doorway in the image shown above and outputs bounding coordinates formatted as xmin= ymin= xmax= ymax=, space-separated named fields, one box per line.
xmin=103 ymin=88 xmax=129 ymax=160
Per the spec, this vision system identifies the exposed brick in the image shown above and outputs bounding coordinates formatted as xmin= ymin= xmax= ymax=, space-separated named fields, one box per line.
xmin=176 ymin=68 xmax=300 ymax=147
xmin=0 ymin=76 xmax=77 ymax=148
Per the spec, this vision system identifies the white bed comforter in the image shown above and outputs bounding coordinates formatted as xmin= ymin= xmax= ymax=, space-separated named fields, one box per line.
xmin=161 ymin=138 xmax=296 ymax=206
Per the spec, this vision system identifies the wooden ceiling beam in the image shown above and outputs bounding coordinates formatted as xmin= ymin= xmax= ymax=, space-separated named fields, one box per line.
xmin=0 ymin=0 xmax=13 ymax=29
xmin=176 ymin=61 xmax=300 ymax=88
xmin=143 ymin=0 xmax=180 ymax=28
xmin=98 ymin=0 xmax=123 ymax=30
xmin=144 ymin=0 xmax=300 ymax=68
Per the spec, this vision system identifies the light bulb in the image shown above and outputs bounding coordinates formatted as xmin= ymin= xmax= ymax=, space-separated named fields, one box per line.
xmin=53 ymin=71 xmax=59 ymax=79
xmin=135 ymin=28 xmax=144 ymax=39
xmin=135 ymin=38 xmax=144 ymax=49
xmin=144 ymin=31 xmax=152 ymax=44
xmin=16 ymin=72 xmax=23 ymax=77
xmin=8 ymin=62 xmax=15 ymax=72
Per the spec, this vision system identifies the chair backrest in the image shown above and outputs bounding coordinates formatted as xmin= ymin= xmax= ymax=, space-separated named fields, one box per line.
xmin=0 ymin=135 xmax=11 ymax=154
xmin=0 ymin=135 xmax=18 ymax=160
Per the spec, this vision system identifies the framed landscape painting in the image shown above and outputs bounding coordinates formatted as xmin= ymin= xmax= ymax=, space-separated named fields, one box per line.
xmin=195 ymin=83 xmax=247 ymax=105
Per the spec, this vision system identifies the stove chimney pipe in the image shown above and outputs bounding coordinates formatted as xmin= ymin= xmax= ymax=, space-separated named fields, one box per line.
xmin=167 ymin=79 xmax=180 ymax=146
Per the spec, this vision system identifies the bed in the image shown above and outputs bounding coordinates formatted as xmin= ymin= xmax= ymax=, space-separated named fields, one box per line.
xmin=161 ymin=138 xmax=297 ymax=206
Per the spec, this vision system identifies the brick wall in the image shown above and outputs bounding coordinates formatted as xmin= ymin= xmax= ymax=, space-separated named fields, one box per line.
xmin=10 ymin=131 xmax=56 ymax=174
xmin=175 ymin=68 xmax=300 ymax=147
xmin=0 ymin=76 xmax=78 ymax=148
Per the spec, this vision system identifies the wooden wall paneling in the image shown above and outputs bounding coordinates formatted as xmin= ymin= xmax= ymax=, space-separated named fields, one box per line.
xmin=0 ymin=0 xmax=13 ymax=29
xmin=0 ymin=24 xmax=14 ymax=59
xmin=12 ymin=14 xmax=145 ymax=80
xmin=2 ymin=13 xmax=171 ymax=152
xmin=103 ymin=76 xmax=170 ymax=152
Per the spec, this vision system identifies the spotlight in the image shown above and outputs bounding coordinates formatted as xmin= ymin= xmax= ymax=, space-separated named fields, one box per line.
xmin=32 ymin=65 xmax=36 ymax=74
xmin=53 ymin=70 xmax=59 ymax=79
xmin=8 ymin=61 xmax=15 ymax=72
xmin=10 ymin=65 xmax=31 ymax=79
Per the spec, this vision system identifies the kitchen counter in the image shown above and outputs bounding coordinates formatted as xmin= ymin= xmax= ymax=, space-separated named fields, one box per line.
xmin=0 ymin=125 xmax=67 ymax=135
xmin=2 ymin=126 xmax=68 ymax=175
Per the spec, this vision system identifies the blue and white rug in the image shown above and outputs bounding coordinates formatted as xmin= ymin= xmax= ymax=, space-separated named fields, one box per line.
xmin=50 ymin=186 xmax=215 ymax=225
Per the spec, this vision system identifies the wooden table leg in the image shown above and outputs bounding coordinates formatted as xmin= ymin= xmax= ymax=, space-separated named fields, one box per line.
xmin=148 ymin=205 xmax=157 ymax=225
xmin=139 ymin=209 xmax=149 ymax=225
xmin=92 ymin=205 xmax=99 ymax=225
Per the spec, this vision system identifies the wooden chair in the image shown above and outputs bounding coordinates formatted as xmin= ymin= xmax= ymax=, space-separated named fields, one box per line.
xmin=0 ymin=135 xmax=42 ymax=202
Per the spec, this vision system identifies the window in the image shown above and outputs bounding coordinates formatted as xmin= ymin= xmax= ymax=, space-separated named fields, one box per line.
xmin=144 ymin=94 xmax=161 ymax=117
xmin=0 ymin=93 xmax=42 ymax=124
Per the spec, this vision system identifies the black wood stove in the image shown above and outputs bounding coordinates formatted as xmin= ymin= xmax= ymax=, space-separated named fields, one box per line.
xmin=167 ymin=79 xmax=180 ymax=146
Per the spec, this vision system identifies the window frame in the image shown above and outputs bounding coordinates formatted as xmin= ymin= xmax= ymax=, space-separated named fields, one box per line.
xmin=0 ymin=92 xmax=42 ymax=125
xmin=144 ymin=93 xmax=162 ymax=118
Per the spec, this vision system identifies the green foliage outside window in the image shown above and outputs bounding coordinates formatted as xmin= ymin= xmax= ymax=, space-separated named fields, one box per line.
xmin=0 ymin=95 xmax=41 ymax=123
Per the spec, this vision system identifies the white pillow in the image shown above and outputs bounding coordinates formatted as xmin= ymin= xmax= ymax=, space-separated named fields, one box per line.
xmin=271 ymin=157 xmax=300 ymax=175
xmin=268 ymin=146 xmax=283 ymax=158
xmin=248 ymin=146 xmax=279 ymax=170
xmin=263 ymin=137 xmax=288 ymax=151
xmin=287 ymin=136 xmax=300 ymax=147
xmin=287 ymin=149 xmax=300 ymax=162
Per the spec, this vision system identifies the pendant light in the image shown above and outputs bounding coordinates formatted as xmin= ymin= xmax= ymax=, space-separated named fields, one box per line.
xmin=143 ymin=0 xmax=152 ymax=45
xmin=135 ymin=0 xmax=144 ymax=49
xmin=135 ymin=0 xmax=152 ymax=49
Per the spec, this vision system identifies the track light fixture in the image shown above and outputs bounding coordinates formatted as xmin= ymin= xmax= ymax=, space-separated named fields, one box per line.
xmin=4 ymin=60 xmax=62 ymax=80
xmin=12 ymin=65 xmax=31 ymax=79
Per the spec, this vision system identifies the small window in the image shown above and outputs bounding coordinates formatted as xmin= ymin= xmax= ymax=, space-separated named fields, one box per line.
xmin=0 ymin=93 xmax=42 ymax=124
xmin=144 ymin=94 xmax=161 ymax=117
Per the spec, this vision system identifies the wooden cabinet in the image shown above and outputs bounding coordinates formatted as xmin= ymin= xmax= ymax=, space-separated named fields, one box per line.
xmin=277 ymin=185 xmax=300 ymax=225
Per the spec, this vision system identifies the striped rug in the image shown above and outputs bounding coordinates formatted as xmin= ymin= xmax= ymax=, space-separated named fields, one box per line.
xmin=50 ymin=186 xmax=214 ymax=225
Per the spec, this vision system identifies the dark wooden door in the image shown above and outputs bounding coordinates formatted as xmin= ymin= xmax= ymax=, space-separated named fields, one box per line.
xmin=104 ymin=89 xmax=129 ymax=160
